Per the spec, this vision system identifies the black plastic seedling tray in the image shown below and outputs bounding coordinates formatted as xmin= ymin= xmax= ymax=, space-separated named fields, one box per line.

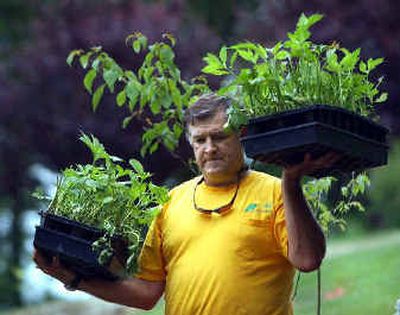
xmin=40 ymin=212 xmax=104 ymax=242
xmin=241 ymin=105 xmax=389 ymax=178
xmin=33 ymin=212 xmax=127 ymax=280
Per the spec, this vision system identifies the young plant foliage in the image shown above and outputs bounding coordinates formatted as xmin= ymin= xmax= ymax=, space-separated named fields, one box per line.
xmin=39 ymin=133 xmax=169 ymax=274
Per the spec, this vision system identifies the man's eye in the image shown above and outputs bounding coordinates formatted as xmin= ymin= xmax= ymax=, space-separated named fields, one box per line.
xmin=194 ymin=138 xmax=205 ymax=144
xmin=213 ymin=134 xmax=228 ymax=141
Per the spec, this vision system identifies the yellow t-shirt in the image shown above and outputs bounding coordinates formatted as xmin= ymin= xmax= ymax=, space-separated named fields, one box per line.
xmin=136 ymin=170 xmax=295 ymax=315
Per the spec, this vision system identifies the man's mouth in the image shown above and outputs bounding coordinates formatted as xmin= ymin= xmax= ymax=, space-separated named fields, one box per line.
xmin=205 ymin=159 xmax=222 ymax=163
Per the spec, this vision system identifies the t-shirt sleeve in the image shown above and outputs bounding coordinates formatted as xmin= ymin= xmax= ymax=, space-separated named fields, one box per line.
xmin=272 ymin=178 xmax=289 ymax=258
xmin=135 ymin=208 xmax=167 ymax=281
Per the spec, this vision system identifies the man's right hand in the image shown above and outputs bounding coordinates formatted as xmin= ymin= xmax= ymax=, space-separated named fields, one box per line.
xmin=33 ymin=249 xmax=78 ymax=288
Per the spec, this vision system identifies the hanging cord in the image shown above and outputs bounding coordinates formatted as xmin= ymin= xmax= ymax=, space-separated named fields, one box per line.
xmin=317 ymin=267 xmax=321 ymax=315
xmin=291 ymin=271 xmax=301 ymax=301
xmin=291 ymin=268 xmax=322 ymax=315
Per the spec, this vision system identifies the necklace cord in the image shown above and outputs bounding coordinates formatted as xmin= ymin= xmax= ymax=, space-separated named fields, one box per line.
xmin=192 ymin=168 xmax=247 ymax=214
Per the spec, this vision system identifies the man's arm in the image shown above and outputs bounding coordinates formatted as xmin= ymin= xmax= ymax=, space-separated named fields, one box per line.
xmin=281 ymin=153 xmax=338 ymax=272
xmin=33 ymin=250 xmax=165 ymax=310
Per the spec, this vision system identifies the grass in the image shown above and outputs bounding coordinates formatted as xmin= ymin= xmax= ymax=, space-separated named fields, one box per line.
xmin=131 ymin=229 xmax=400 ymax=315
xmin=293 ymin=229 xmax=400 ymax=314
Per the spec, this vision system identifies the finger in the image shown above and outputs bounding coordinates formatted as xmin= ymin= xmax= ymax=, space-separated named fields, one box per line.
xmin=53 ymin=255 xmax=62 ymax=268
xmin=318 ymin=152 xmax=341 ymax=167
xmin=33 ymin=249 xmax=49 ymax=268
xmin=311 ymin=152 xmax=337 ymax=165
xmin=303 ymin=153 xmax=313 ymax=163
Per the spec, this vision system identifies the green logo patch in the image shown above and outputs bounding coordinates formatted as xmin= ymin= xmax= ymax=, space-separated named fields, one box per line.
xmin=244 ymin=202 xmax=273 ymax=213
xmin=244 ymin=203 xmax=258 ymax=212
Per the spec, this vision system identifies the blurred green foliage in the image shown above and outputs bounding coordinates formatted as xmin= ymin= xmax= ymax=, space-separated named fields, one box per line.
xmin=367 ymin=140 xmax=400 ymax=228
xmin=0 ymin=1 xmax=34 ymax=48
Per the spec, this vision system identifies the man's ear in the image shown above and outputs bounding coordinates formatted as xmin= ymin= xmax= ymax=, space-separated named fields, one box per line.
xmin=185 ymin=132 xmax=193 ymax=146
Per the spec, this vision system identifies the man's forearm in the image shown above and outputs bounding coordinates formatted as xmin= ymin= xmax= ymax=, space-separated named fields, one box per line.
xmin=77 ymin=277 xmax=165 ymax=310
xmin=282 ymin=173 xmax=326 ymax=272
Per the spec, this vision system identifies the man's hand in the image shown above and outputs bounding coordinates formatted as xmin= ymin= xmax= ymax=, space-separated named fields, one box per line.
xmin=283 ymin=152 xmax=340 ymax=182
xmin=33 ymin=249 xmax=77 ymax=287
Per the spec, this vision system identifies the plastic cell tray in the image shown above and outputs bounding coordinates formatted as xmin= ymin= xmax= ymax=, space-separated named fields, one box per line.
xmin=241 ymin=105 xmax=389 ymax=177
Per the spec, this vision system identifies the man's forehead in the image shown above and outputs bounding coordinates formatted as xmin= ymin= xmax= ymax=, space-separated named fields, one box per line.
xmin=190 ymin=124 xmax=226 ymax=136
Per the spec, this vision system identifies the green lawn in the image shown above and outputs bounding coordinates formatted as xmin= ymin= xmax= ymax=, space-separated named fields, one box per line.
xmin=133 ymin=230 xmax=400 ymax=315
xmin=293 ymin=230 xmax=400 ymax=315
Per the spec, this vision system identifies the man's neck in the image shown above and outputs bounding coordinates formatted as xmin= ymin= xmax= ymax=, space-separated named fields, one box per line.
xmin=203 ymin=168 xmax=248 ymax=187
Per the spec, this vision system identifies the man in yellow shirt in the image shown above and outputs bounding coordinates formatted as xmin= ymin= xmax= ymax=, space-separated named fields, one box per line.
xmin=34 ymin=93 xmax=335 ymax=314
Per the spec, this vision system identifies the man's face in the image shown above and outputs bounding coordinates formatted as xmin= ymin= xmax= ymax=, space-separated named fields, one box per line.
xmin=188 ymin=110 xmax=244 ymax=185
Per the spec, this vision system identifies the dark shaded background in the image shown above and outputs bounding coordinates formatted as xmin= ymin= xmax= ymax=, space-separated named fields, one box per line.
xmin=0 ymin=0 xmax=399 ymax=309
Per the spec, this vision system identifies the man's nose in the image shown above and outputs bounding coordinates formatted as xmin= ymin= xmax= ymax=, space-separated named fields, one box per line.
xmin=204 ymin=137 xmax=217 ymax=153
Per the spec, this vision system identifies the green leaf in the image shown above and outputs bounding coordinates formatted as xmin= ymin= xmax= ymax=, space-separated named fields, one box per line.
xmin=129 ymin=159 xmax=144 ymax=174
xmin=340 ymin=48 xmax=360 ymax=71
xmin=202 ymin=51 xmax=229 ymax=74
xmin=375 ymin=92 xmax=388 ymax=103
xmin=168 ymin=79 xmax=182 ymax=109
xmin=229 ymin=51 xmax=238 ymax=68
xmin=133 ymin=39 xmax=141 ymax=53
xmin=367 ymin=57 xmax=384 ymax=71
xmin=341 ymin=186 xmax=349 ymax=198
xmin=149 ymin=142 xmax=159 ymax=154
xmin=325 ymin=49 xmax=340 ymax=72
xmin=102 ymin=196 xmax=114 ymax=204
xmin=139 ymin=35 xmax=148 ymax=50
xmin=203 ymin=53 xmax=223 ymax=68
xmin=103 ymin=68 xmax=120 ymax=93
xmin=66 ymin=49 xmax=83 ymax=66
xmin=116 ymin=90 xmax=126 ymax=107
xmin=201 ymin=65 xmax=229 ymax=75
xmin=236 ymin=49 xmax=256 ymax=63
xmin=219 ymin=46 xmax=228 ymax=66
xmin=122 ymin=116 xmax=133 ymax=129
xmin=359 ymin=61 xmax=367 ymax=74
xmin=173 ymin=123 xmax=183 ymax=138
xmin=83 ymin=69 xmax=97 ymax=94
xmin=160 ymin=45 xmax=174 ymax=63
xmin=296 ymin=13 xmax=323 ymax=30
xmin=271 ymin=42 xmax=283 ymax=55
xmin=92 ymin=84 xmax=105 ymax=111
xmin=125 ymin=81 xmax=140 ymax=104
xmin=149 ymin=99 xmax=161 ymax=114
xmin=275 ymin=50 xmax=290 ymax=60
xmin=162 ymin=33 xmax=176 ymax=46
xmin=79 ymin=53 xmax=92 ymax=69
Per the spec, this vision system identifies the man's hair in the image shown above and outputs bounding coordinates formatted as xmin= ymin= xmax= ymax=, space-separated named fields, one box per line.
xmin=183 ymin=93 xmax=231 ymax=143
xmin=184 ymin=93 xmax=230 ymax=127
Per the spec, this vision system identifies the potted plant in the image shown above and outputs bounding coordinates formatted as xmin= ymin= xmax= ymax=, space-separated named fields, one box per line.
xmin=201 ymin=13 xmax=389 ymax=177
xmin=33 ymin=133 xmax=169 ymax=280
xmin=62 ymin=13 xmax=389 ymax=232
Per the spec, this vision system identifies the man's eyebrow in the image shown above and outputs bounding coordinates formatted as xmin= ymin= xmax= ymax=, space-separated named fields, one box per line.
xmin=192 ymin=130 xmax=226 ymax=137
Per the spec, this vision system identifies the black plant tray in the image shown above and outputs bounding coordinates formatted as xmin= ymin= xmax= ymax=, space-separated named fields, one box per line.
xmin=33 ymin=212 xmax=128 ymax=281
xmin=241 ymin=105 xmax=389 ymax=178
xmin=39 ymin=212 xmax=104 ymax=242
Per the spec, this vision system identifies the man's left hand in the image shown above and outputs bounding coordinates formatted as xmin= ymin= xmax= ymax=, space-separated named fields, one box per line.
xmin=283 ymin=152 xmax=340 ymax=182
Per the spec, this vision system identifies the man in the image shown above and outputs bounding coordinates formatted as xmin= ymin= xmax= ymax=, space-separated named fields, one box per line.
xmin=34 ymin=93 xmax=336 ymax=314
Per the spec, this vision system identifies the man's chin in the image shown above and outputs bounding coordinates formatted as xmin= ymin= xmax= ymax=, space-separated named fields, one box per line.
xmin=202 ymin=167 xmax=225 ymax=177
